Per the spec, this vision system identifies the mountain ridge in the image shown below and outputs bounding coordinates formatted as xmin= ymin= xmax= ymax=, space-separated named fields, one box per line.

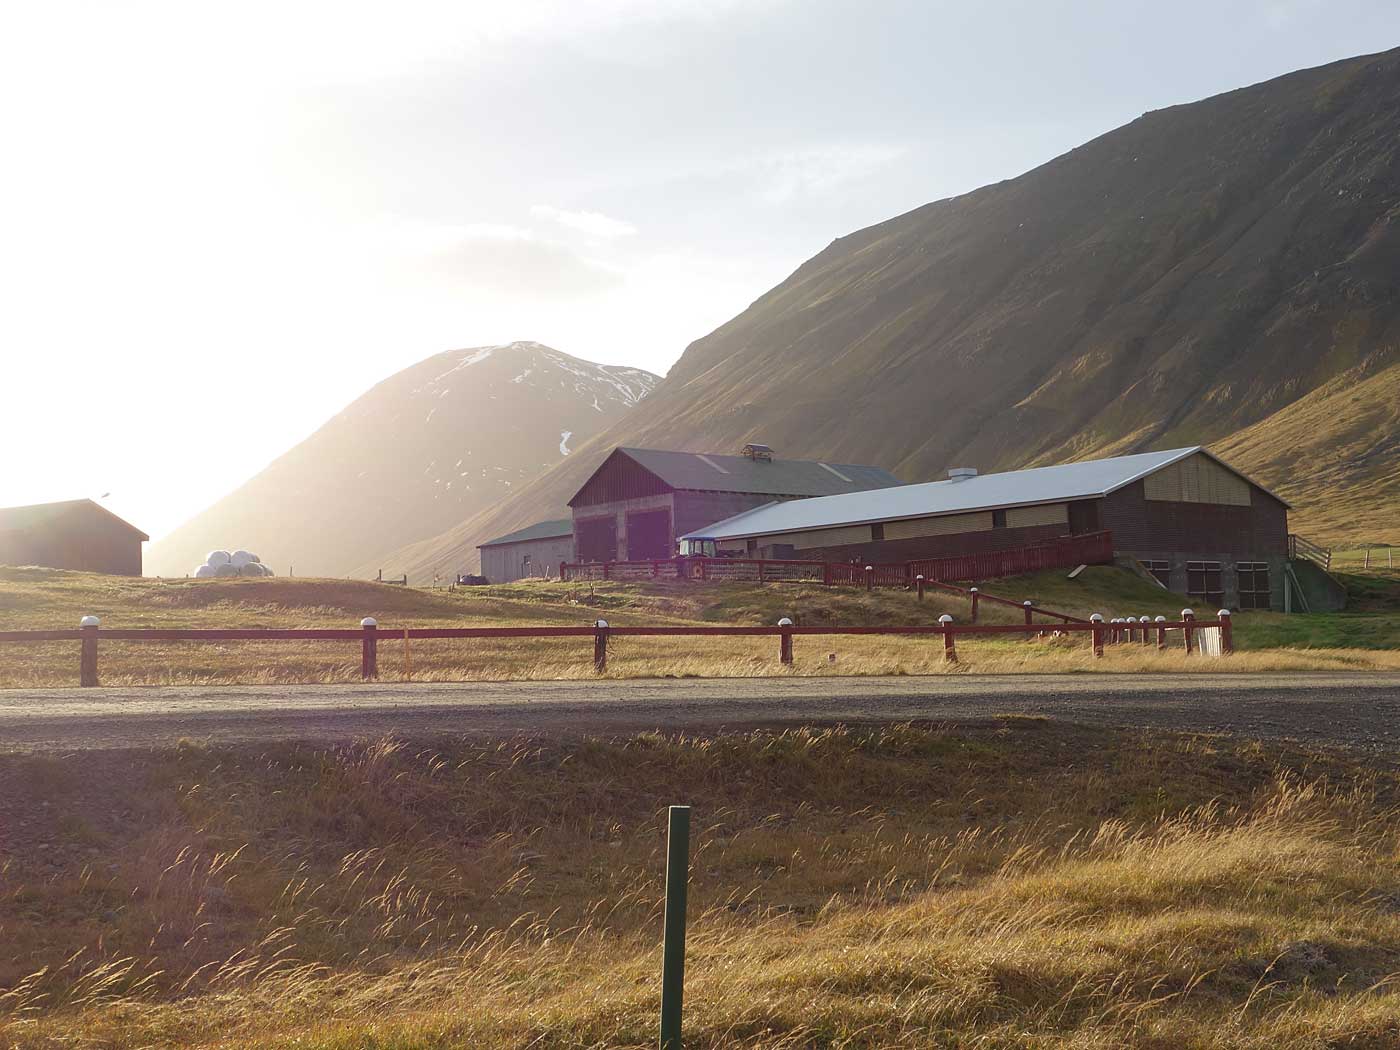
xmin=146 ymin=342 xmax=658 ymax=577
xmin=370 ymin=46 xmax=1400 ymax=579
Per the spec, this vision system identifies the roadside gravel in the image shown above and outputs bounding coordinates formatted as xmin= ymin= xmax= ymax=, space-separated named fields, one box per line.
xmin=2 ymin=672 xmax=1400 ymax=754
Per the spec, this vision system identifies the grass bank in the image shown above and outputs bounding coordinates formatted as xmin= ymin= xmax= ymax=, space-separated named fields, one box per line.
xmin=3 ymin=722 xmax=1400 ymax=1047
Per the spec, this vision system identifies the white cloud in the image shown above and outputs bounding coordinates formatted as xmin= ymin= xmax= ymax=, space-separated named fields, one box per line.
xmin=531 ymin=205 xmax=638 ymax=238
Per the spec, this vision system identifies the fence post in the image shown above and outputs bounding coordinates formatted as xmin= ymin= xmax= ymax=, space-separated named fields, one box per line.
xmin=864 ymin=565 xmax=874 ymax=592
xmin=969 ymin=587 xmax=979 ymax=622
xmin=79 ymin=615 xmax=100 ymax=687
xmin=1218 ymin=609 xmax=1233 ymax=655
xmin=1023 ymin=600 xmax=1034 ymax=638
xmin=659 ymin=804 xmax=691 ymax=1050
xmin=360 ymin=617 xmax=378 ymax=680
xmin=594 ymin=619 xmax=609 ymax=673
xmin=939 ymin=614 xmax=956 ymax=663
xmin=1155 ymin=615 xmax=1167 ymax=650
xmin=1090 ymin=613 xmax=1104 ymax=658
xmin=604 ymin=561 xmax=612 ymax=581
xmin=916 ymin=574 xmax=925 ymax=602
xmin=1126 ymin=616 xmax=1138 ymax=643
xmin=758 ymin=560 xmax=766 ymax=584
xmin=822 ymin=562 xmax=831 ymax=586
xmin=1182 ymin=609 xmax=1195 ymax=655
xmin=778 ymin=617 xmax=794 ymax=665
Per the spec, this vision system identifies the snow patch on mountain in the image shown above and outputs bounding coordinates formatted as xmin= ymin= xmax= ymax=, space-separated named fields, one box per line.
xmin=559 ymin=430 xmax=572 ymax=455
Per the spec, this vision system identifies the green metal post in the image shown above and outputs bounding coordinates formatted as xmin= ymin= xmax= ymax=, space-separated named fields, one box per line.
xmin=659 ymin=805 xmax=691 ymax=1050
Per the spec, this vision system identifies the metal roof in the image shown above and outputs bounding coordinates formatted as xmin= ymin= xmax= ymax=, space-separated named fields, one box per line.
xmin=609 ymin=447 xmax=902 ymax=497
xmin=478 ymin=518 xmax=573 ymax=549
xmin=0 ymin=498 xmax=150 ymax=541
xmin=680 ymin=446 xmax=1289 ymax=541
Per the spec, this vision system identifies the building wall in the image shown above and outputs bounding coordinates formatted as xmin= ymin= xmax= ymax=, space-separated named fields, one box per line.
xmin=1100 ymin=475 xmax=1289 ymax=610
xmin=480 ymin=535 xmax=575 ymax=582
xmin=572 ymin=490 xmax=802 ymax=561
xmin=757 ymin=521 xmax=1070 ymax=564
xmin=572 ymin=493 xmax=674 ymax=561
xmin=0 ymin=514 xmax=144 ymax=575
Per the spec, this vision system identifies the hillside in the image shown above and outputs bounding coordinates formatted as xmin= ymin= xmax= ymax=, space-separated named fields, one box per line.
xmin=380 ymin=47 xmax=1400 ymax=578
xmin=146 ymin=343 xmax=657 ymax=578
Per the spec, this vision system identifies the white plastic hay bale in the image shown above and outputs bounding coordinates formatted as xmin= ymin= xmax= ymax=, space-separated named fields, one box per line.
xmin=250 ymin=553 xmax=262 ymax=564
xmin=239 ymin=562 xmax=266 ymax=577
xmin=194 ymin=564 xmax=216 ymax=578
xmin=230 ymin=550 xmax=255 ymax=568
xmin=205 ymin=550 xmax=232 ymax=568
xmin=214 ymin=563 xmax=240 ymax=577
xmin=260 ymin=565 xmax=274 ymax=577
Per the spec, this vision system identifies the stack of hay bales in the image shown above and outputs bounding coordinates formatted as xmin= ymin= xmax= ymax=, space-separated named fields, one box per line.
xmin=193 ymin=550 xmax=273 ymax=578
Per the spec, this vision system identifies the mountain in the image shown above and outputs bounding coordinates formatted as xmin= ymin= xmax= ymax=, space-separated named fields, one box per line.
xmin=374 ymin=47 xmax=1400 ymax=579
xmin=146 ymin=343 xmax=658 ymax=578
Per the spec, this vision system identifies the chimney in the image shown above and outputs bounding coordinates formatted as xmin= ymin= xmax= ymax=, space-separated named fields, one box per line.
xmin=947 ymin=467 xmax=978 ymax=482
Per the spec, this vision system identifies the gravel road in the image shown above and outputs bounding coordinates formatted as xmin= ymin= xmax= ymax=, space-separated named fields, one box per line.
xmin=2 ymin=673 xmax=1400 ymax=753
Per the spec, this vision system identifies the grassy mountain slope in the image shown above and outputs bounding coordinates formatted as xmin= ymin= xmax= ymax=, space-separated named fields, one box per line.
xmin=146 ymin=343 xmax=656 ymax=578
xmin=379 ymin=48 xmax=1400 ymax=578
xmin=1217 ymin=359 xmax=1399 ymax=544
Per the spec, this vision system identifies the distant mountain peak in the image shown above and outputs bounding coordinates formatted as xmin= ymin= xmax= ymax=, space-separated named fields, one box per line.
xmin=146 ymin=343 xmax=659 ymax=577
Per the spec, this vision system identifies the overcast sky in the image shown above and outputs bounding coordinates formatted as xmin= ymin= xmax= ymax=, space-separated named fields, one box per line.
xmin=3 ymin=0 xmax=1398 ymax=540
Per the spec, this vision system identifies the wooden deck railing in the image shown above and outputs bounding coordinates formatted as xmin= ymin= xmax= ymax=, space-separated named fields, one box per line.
xmin=0 ymin=606 xmax=1232 ymax=686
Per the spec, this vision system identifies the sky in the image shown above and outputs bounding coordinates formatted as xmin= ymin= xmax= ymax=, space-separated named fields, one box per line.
xmin=2 ymin=0 xmax=1398 ymax=540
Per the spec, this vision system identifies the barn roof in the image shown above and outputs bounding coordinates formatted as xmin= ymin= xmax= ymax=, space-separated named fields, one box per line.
xmin=0 ymin=499 xmax=150 ymax=541
xmin=680 ymin=446 xmax=1288 ymax=541
xmin=478 ymin=518 xmax=573 ymax=549
xmin=593 ymin=447 xmax=902 ymax=499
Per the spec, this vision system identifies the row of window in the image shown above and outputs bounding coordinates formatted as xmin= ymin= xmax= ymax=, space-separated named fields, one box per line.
xmin=1142 ymin=560 xmax=1273 ymax=610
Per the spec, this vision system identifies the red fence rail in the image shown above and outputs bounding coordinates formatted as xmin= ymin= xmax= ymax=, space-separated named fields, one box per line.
xmin=0 ymin=605 xmax=1231 ymax=686
xmin=561 ymin=532 xmax=1114 ymax=587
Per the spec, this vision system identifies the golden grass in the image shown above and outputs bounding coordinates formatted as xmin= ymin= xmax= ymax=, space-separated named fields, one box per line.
xmin=1 ymin=565 xmax=1397 ymax=688
xmin=4 ymin=722 xmax=1400 ymax=1047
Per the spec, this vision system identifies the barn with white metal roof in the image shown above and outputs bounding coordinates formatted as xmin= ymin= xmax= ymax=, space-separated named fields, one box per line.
xmin=679 ymin=447 xmax=1292 ymax=610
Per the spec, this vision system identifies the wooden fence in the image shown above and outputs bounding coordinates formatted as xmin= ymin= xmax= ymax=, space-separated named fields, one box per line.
xmin=561 ymin=532 xmax=1114 ymax=586
xmin=0 ymin=607 xmax=1232 ymax=686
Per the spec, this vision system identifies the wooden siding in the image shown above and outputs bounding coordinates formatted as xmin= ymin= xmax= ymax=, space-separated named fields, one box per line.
xmin=884 ymin=511 xmax=993 ymax=540
xmin=0 ymin=508 xmax=144 ymax=576
xmin=779 ymin=524 xmax=875 ymax=550
xmin=481 ymin=535 xmax=575 ymax=583
xmin=1099 ymin=481 xmax=1288 ymax=557
xmin=760 ymin=522 xmax=1069 ymax=564
xmin=1143 ymin=453 xmax=1251 ymax=506
xmin=570 ymin=452 xmax=671 ymax=508
xmin=1006 ymin=502 xmax=1069 ymax=528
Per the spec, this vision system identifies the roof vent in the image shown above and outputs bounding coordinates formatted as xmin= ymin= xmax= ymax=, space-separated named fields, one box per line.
xmin=947 ymin=467 xmax=978 ymax=481
xmin=742 ymin=443 xmax=774 ymax=462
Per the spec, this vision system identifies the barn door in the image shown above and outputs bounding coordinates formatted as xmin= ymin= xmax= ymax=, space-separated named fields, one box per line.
xmin=575 ymin=516 xmax=617 ymax=563
xmin=625 ymin=508 xmax=672 ymax=561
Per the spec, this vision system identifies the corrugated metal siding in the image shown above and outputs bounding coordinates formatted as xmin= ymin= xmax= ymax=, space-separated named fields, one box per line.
xmin=884 ymin=511 xmax=993 ymax=540
xmin=1006 ymin=503 xmax=1068 ymax=528
xmin=1143 ymin=453 xmax=1251 ymax=506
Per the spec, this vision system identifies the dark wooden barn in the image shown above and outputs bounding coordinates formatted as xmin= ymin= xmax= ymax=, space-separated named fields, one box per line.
xmin=568 ymin=446 xmax=902 ymax=563
xmin=680 ymin=448 xmax=1295 ymax=611
xmin=0 ymin=499 xmax=148 ymax=576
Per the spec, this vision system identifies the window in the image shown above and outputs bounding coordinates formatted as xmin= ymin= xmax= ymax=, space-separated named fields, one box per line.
xmin=871 ymin=523 xmax=885 ymax=541
xmin=1186 ymin=561 xmax=1223 ymax=608
xmin=991 ymin=509 xmax=1007 ymax=529
xmin=1143 ymin=559 xmax=1171 ymax=589
xmin=1237 ymin=562 xmax=1271 ymax=610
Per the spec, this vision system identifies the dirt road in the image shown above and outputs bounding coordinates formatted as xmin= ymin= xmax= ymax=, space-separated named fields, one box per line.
xmin=2 ymin=672 xmax=1400 ymax=752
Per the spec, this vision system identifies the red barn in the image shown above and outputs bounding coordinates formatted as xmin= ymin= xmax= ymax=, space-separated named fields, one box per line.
xmin=0 ymin=499 xmax=148 ymax=576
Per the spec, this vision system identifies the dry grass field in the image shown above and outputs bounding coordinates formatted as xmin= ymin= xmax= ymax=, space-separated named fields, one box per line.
xmin=4 ymin=721 xmax=1400 ymax=1048
xmin=1 ymin=565 xmax=1398 ymax=687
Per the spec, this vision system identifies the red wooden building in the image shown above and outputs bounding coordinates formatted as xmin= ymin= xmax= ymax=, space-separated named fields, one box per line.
xmin=568 ymin=445 xmax=901 ymax=563
xmin=0 ymin=499 xmax=148 ymax=576
xmin=680 ymin=447 xmax=1292 ymax=611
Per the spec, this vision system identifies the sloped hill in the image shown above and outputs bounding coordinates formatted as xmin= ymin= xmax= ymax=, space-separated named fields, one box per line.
xmin=1218 ymin=359 xmax=1399 ymax=544
xmin=147 ymin=343 xmax=657 ymax=578
xmin=379 ymin=47 xmax=1400 ymax=577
